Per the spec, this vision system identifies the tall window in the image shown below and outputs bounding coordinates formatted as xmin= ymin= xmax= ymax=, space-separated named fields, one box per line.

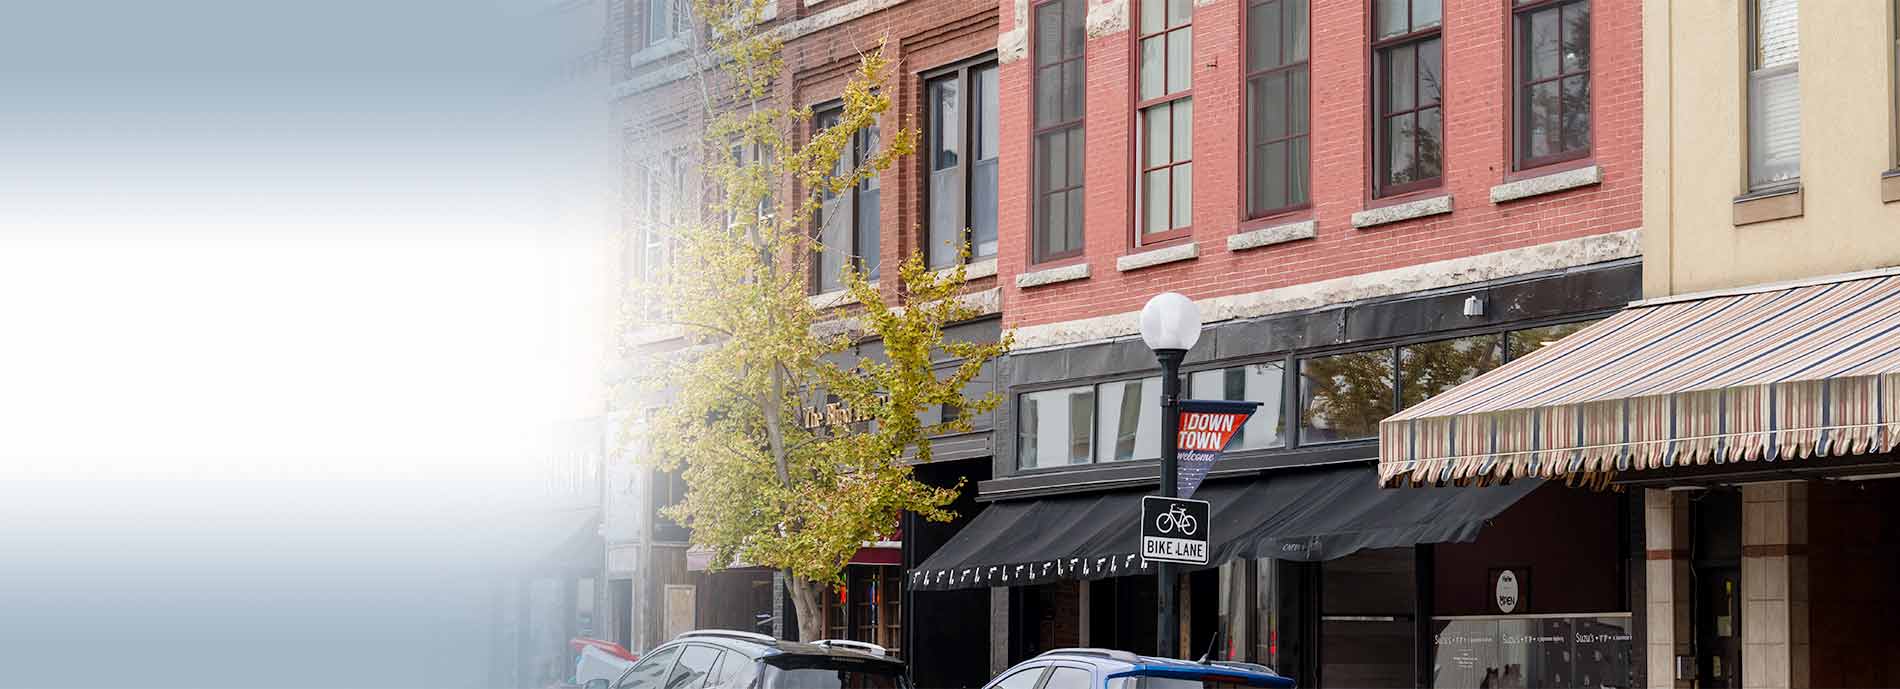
xmin=644 ymin=0 xmax=683 ymax=48
xmin=1513 ymin=0 xmax=1591 ymax=169
xmin=633 ymin=152 xmax=684 ymax=318
xmin=1372 ymin=0 xmax=1444 ymax=196
xmin=1748 ymin=0 xmax=1799 ymax=190
xmin=1246 ymin=0 xmax=1310 ymax=217
xmin=1138 ymin=0 xmax=1194 ymax=240
xmin=1033 ymin=0 xmax=1087 ymax=263
xmin=925 ymin=59 xmax=1001 ymax=268
xmin=811 ymin=106 xmax=881 ymax=293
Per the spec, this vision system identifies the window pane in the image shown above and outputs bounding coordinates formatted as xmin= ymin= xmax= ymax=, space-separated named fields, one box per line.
xmin=1040 ymin=130 xmax=1069 ymax=189
xmin=1068 ymin=126 xmax=1087 ymax=186
xmin=818 ymin=198 xmax=848 ymax=292
xmin=975 ymin=64 xmax=1000 ymax=159
xmin=1755 ymin=0 xmax=1798 ymax=68
xmin=620 ymin=646 xmax=681 ymax=689
xmin=1144 ymin=103 xmax=1171 ymax=167
xmin=1172 ymin=98 xmax=1193 ymax=160
xmin=1299 ymin=349 xmax=1394 ymax=444
xmin=1063 ymin=60 xmax=1086 ymax=121
xmin=1399 ymin=335 xmax=1502 ymax=409
xmin=1508 ymin=319 xmax=1601 ymax=359
xmin=929 ymin=169 xmax=960 ymax=267
xmin=1141 ymin=36 xmax=1167 ymax=101
xmin=1416 ymin=106 xmax=1442 ymax=178
xmin=1168 ymin=0 xmax=1192 ymax=27
xmin=1167 ymin=30 xmax=1193 ymax=93
xmin=1419 ymin=38 xmax=1442 ymax=105
xmin=1749 ymin=66 xmax=1801 ymax=188
xmin=1375 ymin=0 xmax=1409 ymax=38
xmin=1383 ymin=45 xmax=1415 ymax=112
xmin=1257 ymin=141 xmax=1287 ymax=211
xmin=1142 ymin=0 xmax=1165 ymax=34
xmin=1188 ymin=363 xmax=1286 ymax=450
xmin=1250 ymin=0 xmax=1283 ymax=71
xmin=1065 ymin=187 xmax=1085 ymax=251
xmin=1562 ymin=1 xmax=1590 ymax=72
xmin=1042 ymin=191 xmax=1068 ymax=255
xmin=1289 ymin=66 xmax=1309 ymax=134
xmin=1171 ymin=163 xmax=1193 ymax=229
xmin=1527 ymin=7 xmax=1560 ymax=81
xmin=1287 ymin=0 xmax=1309 ymax=61
xmin=667 ymin=646 xmax=720 ymax=689
xmin=1384 ymin=112 xmax=1416 ymax=186
xmin=1036 ymin=2 xmax=1064 ymax=65
xmin=1065 ymin=0 xmax=1087 ymax=56
xmin=971 ymin=159 xmax=999 ymax=258
xmin=1098 ymin=377 xmax=1162 ymax=461
xmin=1526 ymin=80 xmax=1558 ymax=159
xmin=857 ymin=188 xmax=880 ymax=280
xmin=1561 ymin=73 xmax=1591 ymax=151
xmin=930 ymin=78 xmax=960 ymax=170
xmin=1019 ymin=386 xmax=1095 ymax=468
xmin=1036 ymin=65 xmax=1061 ymax=127
xmin=1258 ymin=71 xmax=1287 ymax=139
xmin=1046 ymin=668 xmax=1095 ymax=689
xmin=1288 ymin=136 xmax=1310 ymax=206
xmin=1145 ymin=169 xmax=1171 ymax=234
xmin=1411 ymin=0 xmax=1442 ymax=30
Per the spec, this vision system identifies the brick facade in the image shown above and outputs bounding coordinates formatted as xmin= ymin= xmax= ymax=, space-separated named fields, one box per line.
xmin=995 ymin=0 xmax=1642 ymax=330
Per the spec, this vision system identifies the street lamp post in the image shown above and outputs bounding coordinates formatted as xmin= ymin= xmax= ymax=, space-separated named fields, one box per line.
xmin=1138 ymin=292 xmax=1202 ymax=659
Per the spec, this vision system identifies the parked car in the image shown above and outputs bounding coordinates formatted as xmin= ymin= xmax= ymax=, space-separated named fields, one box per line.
xmin=982 ymin=649 xmax=1294 ymax=689
xmin=584 ymin=630 xmax=908 ymax=689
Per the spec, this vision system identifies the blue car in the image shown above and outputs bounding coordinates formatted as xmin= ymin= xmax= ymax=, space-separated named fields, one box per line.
xmin=982 ymin=649 xmax=1295 ymax=689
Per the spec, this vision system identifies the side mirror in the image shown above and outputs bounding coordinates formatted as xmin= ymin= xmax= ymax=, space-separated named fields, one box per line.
xmin=585 ymin=679 xmax=610 ymax=689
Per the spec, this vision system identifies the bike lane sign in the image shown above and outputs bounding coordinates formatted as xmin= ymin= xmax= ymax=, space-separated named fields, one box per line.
xmin=1140 ymin=496 xmax=1211 ymax=565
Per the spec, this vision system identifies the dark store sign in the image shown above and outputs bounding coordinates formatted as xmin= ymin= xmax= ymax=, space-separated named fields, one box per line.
xmin=1490 ymin=568 xmax=1529 ymax=614
xmin=1431 ymin=615 xmax=1633 ymax=689
xmin=1141 ymin=496 xmax=1210 ymax=565
xmin=1175 ymin=399 xmax=1260 ymax=499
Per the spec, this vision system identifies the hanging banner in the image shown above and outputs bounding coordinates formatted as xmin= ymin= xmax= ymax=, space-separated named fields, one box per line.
xmin=1176 ymin=399 xmax=1261 ymax=499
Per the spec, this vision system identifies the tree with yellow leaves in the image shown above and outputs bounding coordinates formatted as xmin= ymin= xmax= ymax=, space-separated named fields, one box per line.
xmin=627 ymin=0 xmax=1011 ymax=642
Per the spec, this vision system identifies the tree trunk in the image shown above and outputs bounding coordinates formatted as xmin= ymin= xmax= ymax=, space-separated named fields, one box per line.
xmin=785 ymin=573 xmax=827 ymax=642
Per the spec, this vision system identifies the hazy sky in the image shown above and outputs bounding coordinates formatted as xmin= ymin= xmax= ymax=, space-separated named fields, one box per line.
xmin=0 ymin=0 xmax=616 ymax=483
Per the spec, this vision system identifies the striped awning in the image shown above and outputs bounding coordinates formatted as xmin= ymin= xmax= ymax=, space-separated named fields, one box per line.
xmin=1380 ymin=271 xmax=1900 ymax=487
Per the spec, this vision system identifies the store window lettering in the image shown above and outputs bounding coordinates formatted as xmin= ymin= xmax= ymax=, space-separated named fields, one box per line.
xmin=1430 ymin=615 xmax=1632 ymax=689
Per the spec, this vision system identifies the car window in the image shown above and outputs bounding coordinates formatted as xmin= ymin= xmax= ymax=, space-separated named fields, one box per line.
xmin=709 ymin=651 xmax=759 ymax=689
xmin=1042 ymin=667 xmax=1093 ymax=689
xmin=618 ymin=646 xmax=682 ymax=689
xmin=991 ymin=667 xmax=1048 ymax=689
xmin=760 ymin=663 xmax=908 ymax=689
xmin=667 ymin=645 xmax=723 ymax=689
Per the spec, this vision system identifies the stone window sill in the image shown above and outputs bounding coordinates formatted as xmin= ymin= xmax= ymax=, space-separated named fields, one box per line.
xmin=1491 ymin=165 xmax=1603 ymax=204
xmin=1882 ymin=169 xmax=1900 ymax=204
xmin=1116 ymin=242 xmax=1198 ymax=272
xmin=629 ymin=37 xmax=688 ymax=68
xmin=932 ymin=257 xmax=998 ymax=281
xmin=1352 ymin=194 xmax=1453 ymax=229
xmin=1015 ymin=262 xmax=1091 ymax=289
xmin=809 ymin=282 xmax=876 ymax=310
xmin=1229 ymin=219 xmax=1316 ymax=251
xmin=1733 ymin=186 xmax=1803 ymax=226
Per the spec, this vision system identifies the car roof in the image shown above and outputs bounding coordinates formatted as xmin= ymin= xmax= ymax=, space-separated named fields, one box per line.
xmin=1030 ymin=650 xmax=1294 ymax=689
xmin=656 ymin=631 xmax=904 ymax=668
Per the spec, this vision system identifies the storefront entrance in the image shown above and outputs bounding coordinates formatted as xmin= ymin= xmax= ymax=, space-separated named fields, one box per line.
xmin=1691 ymin=490 xmax=1742 ymax=689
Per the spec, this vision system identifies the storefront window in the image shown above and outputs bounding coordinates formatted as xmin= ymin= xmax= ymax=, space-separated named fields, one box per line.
xmin=1189 ymin=362 xmax=1286 ymax=450
xmin=1254 ymin=559 xmax=1313 ymax=679
xmin=1218 ymin=561 xmax=1250 ymax=661
xmin=1507 ymin=320 xmax=1600 ymax=359
xmin=1018 ymin=386 xmax=1095 ymax=469
xmin=1400 ymin=334 xmax=1503 ymax=409
xmin=1098 ymin=377 xmax=1163 ymax=462
xmin=1429 ymin=615 xmax=1632 ymax=689
xmin=1299 ymin=349 xmax=1396 ymax=443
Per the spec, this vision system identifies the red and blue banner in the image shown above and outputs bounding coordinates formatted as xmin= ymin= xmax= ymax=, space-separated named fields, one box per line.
xmin=1177 ymin=399 xmax=1262 ymax=499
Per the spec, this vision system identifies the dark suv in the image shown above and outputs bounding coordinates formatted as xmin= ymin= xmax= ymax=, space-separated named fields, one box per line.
xmin=588 ymin=631 xmax=910 ymax=689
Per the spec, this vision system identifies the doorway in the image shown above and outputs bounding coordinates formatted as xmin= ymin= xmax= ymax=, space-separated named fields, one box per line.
xmin=1691 ymin=490 xmax=1742 ymax=688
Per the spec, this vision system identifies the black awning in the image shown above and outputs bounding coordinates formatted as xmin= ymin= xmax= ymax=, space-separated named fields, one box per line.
xmin=909 ymin=464 xmax=1537 ymax=591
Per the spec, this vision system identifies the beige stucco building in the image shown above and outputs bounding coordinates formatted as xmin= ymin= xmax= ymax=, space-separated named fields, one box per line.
xmin=1643 ymin=0 xmax=1900 ymax=299
xmin=1641 ymin=4 xmax=1899 ymax=689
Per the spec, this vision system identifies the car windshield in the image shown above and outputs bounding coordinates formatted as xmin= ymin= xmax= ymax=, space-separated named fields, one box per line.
xmin=761 ymin=663 xmax=907 ymax=689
